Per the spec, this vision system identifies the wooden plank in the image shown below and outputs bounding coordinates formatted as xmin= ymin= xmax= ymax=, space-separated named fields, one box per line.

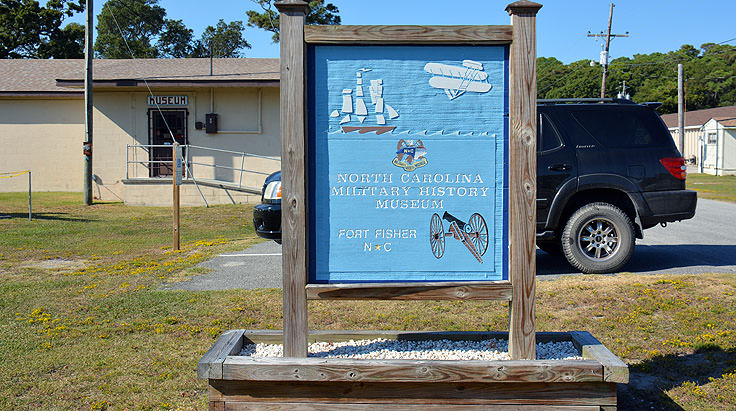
xmin=197 ymin=329 xmax=245 ymax=379
xmin=209 ymin=380 xmax=617 ymax=406
xmin=231 ymin=330 xmax=572 ymax=345
xmin=506 ymin=1 xmax=542 ymax=361
xmin=570 ymin=331 xmax=629 ymax=384
xmin=304 ymin=25 xmax=513 ymax=44
xmin=225 ymin=403 xmax=599 ymax=410
xmin=306 ymin=281 xmax=513 ymax=300
xmin=208 ymin=401 xmax=224 ymax=411
xmin=222 ymin=357 xmax=602 ymax=383
xmin=275 ymin=0 xmax=309 ymax=358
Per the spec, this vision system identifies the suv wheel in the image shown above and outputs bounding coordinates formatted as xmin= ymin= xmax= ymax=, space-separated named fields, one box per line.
xmin=561 ymin=202 xmax=634 ymax=274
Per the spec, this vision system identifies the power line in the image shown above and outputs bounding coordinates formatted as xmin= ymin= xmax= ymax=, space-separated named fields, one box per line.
xmin=538 ymin=64 xmax=598 ymax=95
xmin=108 ymin=5 xmax=176 ymax=144
xmin=106 ymin=4 xmax=210 ymax=206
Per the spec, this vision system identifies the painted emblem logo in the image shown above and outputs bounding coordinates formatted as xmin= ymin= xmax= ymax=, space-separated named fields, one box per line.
xmin=393 ymin=139 xmax=428 ymax=171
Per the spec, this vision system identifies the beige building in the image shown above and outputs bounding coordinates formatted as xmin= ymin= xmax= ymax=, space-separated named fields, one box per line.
xmin=0 ymin=58 xmax=281 ymax=205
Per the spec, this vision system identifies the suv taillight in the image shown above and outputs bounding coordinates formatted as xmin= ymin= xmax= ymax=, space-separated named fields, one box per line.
xmin=660 ymin=157 xmax=687 ymax=180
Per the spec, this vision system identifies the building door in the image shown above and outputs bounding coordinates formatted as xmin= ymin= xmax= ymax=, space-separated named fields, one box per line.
xmin=148 ymin=110 xmax=188 ymax=177
xmin=703 ymin=131 xmax=718 ymax=171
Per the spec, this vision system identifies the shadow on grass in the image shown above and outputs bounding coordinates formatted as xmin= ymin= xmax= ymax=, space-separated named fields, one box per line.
xmin=536 ymin=244 xmax=736 ymax=277
xmin=0 ymin=212 xmax=96 ymax=222
xmin=619 ymin=346 xmax=736 ymax=410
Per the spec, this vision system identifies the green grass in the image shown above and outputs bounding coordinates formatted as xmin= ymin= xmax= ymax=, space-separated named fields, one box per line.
xmin=688 ymin=173 xmax=736 ymax=203
xmin=1 ymin=193 xmax=735 ymax=410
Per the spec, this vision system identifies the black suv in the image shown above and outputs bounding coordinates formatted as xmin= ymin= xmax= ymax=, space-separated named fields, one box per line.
xmin=253 ymin=98 xmax=697 ymax=274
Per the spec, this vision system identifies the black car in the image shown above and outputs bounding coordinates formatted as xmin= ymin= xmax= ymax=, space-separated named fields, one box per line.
xmin=253 ymin=98 xmax=697 ymax=273
xmin=252 ymin=170 xmax=282 ymax=244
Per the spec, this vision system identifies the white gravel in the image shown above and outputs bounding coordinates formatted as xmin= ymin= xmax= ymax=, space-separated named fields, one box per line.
xmin=239 ymin=338 xmax=582 ymax=361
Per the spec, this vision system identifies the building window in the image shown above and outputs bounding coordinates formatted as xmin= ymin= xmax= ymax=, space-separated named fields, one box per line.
xmin=707 ymin=132 xmax=717 ymax=144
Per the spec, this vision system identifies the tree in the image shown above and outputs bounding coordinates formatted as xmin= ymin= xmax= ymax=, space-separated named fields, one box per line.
xmin=0 ymin=0 xmax=85 ymax=59
xmin=685 ymin=43 xmax=736 ymax=110
xmin=191 ymin=20 xmax=250 ymax=58
xmin=536 ymin=43 xmax=736 ymax=114
xmin=39 ymin=22 xmax=85 ymax=59
xmin=95 ymin=0 xmax=166 ymax=58
xmin=246 ymin=0 xmax=340 ymax=43
xmin=96 ymin=0 xmax=249 ymax=59
xmin=157 ymin=19 xmax=193 ymax=58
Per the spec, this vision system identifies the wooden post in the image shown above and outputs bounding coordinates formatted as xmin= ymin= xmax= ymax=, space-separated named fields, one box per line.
xmin=28 ymin=170 xmax=32 ymax=221
xmin=173 ymin=142 xmax=181 ymax=251
xmin=506 ymin=0 xmax=541 ymax=361
xmin=275 ymin=0 xmax=309 ymax=358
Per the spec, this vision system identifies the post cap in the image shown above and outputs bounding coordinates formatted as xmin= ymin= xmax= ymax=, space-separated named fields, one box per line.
xmin=506 ymin=1 xmax=543 ymax=15
xmin=275 ymin=0 xmax=310 ymax=12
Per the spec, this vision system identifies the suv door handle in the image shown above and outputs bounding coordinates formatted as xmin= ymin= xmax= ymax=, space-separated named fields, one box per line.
xmin=548 ymin=163 xmax=571 ymax=171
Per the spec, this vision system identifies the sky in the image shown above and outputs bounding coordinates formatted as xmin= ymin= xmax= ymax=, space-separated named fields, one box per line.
xmin=72 ymin=0 xmax=736 ymax=63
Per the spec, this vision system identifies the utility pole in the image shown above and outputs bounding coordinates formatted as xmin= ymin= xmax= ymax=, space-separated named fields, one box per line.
xmin=588 ymin=3 xmax=629 ymax=98
xmin=84 ymin=0 xmax=94 ymax=205
xmin=617 ymin=80 xmax=630 ymax=99
xmin=678 ymin=64 xmax=685 ymax=155
xmin=209 ymin=40 xmax=214 ymax=76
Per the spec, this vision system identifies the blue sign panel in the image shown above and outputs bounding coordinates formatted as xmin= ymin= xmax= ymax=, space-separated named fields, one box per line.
xmin=308 ymin=45 xmax=508 ymax=283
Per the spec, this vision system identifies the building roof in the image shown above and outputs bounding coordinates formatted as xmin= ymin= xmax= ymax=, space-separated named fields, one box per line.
xmin=661 ymin=105 xmax=736 ymax=129
xmin=0 ymin=59 xmax=82 ymax=95
xmin=712 ymin=116 xmax=736 ymax=127
xmin=0 ymin=58 xmax=280 ymax=95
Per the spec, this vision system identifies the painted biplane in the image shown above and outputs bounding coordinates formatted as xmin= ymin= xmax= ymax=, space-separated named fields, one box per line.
xmin=424 ymin=60 xmax=492 ymax=100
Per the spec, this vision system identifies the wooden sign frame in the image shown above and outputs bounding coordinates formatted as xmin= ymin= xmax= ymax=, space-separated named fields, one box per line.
xmin=277 ymin=0 xmax=540 ymax=360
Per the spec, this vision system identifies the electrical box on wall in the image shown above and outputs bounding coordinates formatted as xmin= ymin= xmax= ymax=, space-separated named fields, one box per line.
xmin=205 ymin=113 xmax=218 ymax=134
xmin=195 ymin=121 xmax=203 ymax=130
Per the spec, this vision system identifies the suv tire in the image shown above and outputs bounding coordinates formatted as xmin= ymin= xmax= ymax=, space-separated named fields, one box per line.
xmin=561 ymin=202 xmax=634 ymax=274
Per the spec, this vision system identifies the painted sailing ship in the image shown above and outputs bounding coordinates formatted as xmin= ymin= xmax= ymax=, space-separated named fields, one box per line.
xmin=330 ymin=69 xmax=399 ymax=134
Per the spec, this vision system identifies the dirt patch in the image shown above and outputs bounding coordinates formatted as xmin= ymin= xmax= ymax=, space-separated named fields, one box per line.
xmin=22 ymin=259 xmax=88 ymax=272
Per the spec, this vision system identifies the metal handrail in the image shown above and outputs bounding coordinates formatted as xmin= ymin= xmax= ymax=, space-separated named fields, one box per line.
xmin=125 ymin=144 xmax=279 ymax=189
xmin=187 ymin=161 xmax=272 ymax=174
xmin=128 ymin=160 xmax=175 ymax=164
xmin=187 ymin=144 xmax=279 ymax=160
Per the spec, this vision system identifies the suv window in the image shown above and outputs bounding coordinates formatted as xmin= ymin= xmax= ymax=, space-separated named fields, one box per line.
xmin=571 ymin=108 xmax=671 ymax=148
xmin=538 ymin=113 xmax=563 ymax=152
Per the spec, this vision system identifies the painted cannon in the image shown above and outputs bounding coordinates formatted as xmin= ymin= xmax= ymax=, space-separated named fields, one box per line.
xmin=430 ymin=211 xmax=489 ymax=263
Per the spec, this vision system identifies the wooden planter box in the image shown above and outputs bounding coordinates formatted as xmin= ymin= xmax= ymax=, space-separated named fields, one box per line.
xmin=198 ymin=330 xmax=628 ymax=410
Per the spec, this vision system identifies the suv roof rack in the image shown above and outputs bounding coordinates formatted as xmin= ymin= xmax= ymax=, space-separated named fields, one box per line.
xmin=537 ymin=98 xmax=638 ymax=105
xmin=639 ymin=102 xmax=663 ymax=110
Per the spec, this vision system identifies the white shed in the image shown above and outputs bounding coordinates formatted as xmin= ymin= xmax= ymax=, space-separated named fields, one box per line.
xmin=661 ymin=105 xmax=736 ymax=166
xmin=700 ymin=117 xmax=736 ymax=175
